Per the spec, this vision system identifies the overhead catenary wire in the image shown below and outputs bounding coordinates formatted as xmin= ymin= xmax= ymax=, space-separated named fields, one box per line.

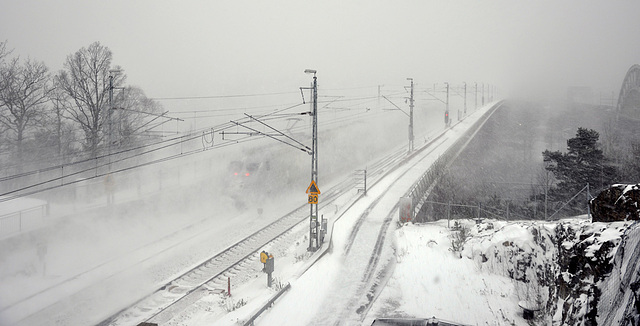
xmin=0 ymin=102 xmax=306 ymax=191
xmin=0 ymin=87 xmax=401 ymax=201
xmin=0 ymin=91 xmax=388 ymax=185
xmin=243 ymin=113 xmax=311 ymax=153
xmin=0 ymin=132 xmax=204 ymax=198
xmin=1 ymin=86 xmax=410 ymax=199
xmin=3 ymin=104 xmax=380 ymax=199
xmin=150 ymin=91 xmax=299 ymax=100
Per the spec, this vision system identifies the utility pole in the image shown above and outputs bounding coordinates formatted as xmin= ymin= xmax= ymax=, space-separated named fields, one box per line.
xmin=482 ymin=83 xmax=485 ymax=106
xmin=106 ymin=71 xmax=117 ymax=206
xmin=109 ymin=74 xmax=113 ymax=154
xmin=489 ymin=84 xmax=493 ymax=102
xmin=305 ymin=69 xmax=320 ymax=251
xmin=407 ymin=78 xmax=414 ymax=152
xmin=463 ymin=82 xmax=467 ymax=116
xmin=108 ymin=72 xmax=116 ymax=167
xmin=107 ymin=69 xmax=123 ymax=162
xmin=475 ymin=82 xmax=478 ymax=110
xmin=445 ymin=82 xmax=450 ymax=126
xmin=487 ymin=84 xmax=493 ymax=102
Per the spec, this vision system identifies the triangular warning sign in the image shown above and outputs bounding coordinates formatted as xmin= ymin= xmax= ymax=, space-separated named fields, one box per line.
xmin=306 ymin=180 xmax=321 ymax=195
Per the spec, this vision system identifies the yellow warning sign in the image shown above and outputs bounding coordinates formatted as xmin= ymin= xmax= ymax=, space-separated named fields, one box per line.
xmin=306 ymin=180 xmax=321 ymax=195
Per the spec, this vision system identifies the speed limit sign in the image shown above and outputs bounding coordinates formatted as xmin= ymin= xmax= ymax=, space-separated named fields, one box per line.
xmin=306 ymin=180 xmax=321 ymax=204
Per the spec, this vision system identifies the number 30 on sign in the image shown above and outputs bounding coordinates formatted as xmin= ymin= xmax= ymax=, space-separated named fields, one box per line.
xmin=308 ymin=194 xmax=318 ymax=204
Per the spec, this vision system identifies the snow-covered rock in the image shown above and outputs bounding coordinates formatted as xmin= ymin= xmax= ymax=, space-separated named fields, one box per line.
xmin=590 ymin=184 xmax=640 ymax=222
xmin=383 ymin=218 xmax=640 ymax=325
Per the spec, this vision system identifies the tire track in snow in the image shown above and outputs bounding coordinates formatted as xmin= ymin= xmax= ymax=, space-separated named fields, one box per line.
xmin=342 ymin=139 xmax=446 ymax=256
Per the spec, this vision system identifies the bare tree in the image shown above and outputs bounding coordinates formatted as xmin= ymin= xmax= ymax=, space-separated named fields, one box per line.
xmin=40 ymin=78 xmax=79 ymax=163
xmin=535 ymin=165 xmax=556 ymax=220
xmin=0 ymin=57 xmax=51 ymax=164
xmin=0 ymin=40 xmax=13 ymax=143
xmin=111 ymin=86 xmax=162 ymax=147
xmin=55 ymin=42 xmax=125 ymax=158
xmin=0 ymin=40 xmax=11 ymax=63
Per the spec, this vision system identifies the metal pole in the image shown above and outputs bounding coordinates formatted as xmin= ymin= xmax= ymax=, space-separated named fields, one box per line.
xmin=491 ymin=85 xmax=494 ymax=102
xmin=364 ymin=169 xmax=367 ymax=196
xmin=408 ymin=78 xmax=414 ymax=152
xmin=490 ymin=84 xmax=493 ymax=102
xmin=445 ymin=82 xmax=450 ymax=126
xmin=108 ymin=74 xmax=113 ymax=162
xmin=464 ymin=82 xmax=467 ymax=115
xmin=308 ymin=70 xmax=319 ymax=251
xmin=586 ymin=183 xmax=590 ymax=219
xmin=447 ymin=201 xmax=451 ymax=228
xmin=475 ymin=82 xmax=478 ymax=110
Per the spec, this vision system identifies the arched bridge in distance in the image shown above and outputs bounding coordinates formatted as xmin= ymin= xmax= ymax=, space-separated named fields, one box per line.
xmin=616 ymin=64 xmax=640 ymax=120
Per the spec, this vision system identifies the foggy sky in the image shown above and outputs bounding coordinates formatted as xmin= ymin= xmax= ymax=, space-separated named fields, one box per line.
xmin=1 ymin=0 xmax=639 ymax=101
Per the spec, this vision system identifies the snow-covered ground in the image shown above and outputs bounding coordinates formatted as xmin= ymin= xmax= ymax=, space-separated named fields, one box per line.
xmin=6 ymin=98 xmax=636 ymax=326
xmin=192 ymin=103 xmax=502 ymax=325
xmin=0 ymin=100 xmax=414 ymax=325
xmin=252 ymin=216 xmax=638 ymax=326
xmin=179 ymin=99 xmax=638 ymax=326
xmin=372 ymin=220 xmax=523 ymax=324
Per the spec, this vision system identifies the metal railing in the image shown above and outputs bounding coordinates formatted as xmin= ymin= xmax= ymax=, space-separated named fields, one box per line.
xmin=405 ymin=101 xmax=503 ymax=219
xmin=243 ymin=282 xmax=292 ymax=326
xmin=0 ymin=202 xmax=49 ymax=238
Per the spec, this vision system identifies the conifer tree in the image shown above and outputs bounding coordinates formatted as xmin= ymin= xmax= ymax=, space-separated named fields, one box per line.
xmin=543 ymin=127 xmax=617 ymax=214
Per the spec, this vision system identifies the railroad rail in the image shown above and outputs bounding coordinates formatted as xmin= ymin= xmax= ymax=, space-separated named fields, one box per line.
xmin=98 ymin=140 xmax=415 ymax=325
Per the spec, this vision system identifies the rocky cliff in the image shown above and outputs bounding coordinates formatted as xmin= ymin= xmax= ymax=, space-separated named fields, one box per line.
xmin=462 ymin=218 xmax=640 ymax=325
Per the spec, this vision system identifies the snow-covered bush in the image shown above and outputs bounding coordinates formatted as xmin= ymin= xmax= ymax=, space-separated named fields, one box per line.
xmin=449 ymin=220 xmax=470 ymax=255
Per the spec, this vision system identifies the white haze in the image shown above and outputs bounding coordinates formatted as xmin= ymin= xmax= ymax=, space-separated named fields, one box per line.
xmin=1 ymin=1 xmax=639 ymax=101
xmin=1 ymin=0 xmax=639 ymax=324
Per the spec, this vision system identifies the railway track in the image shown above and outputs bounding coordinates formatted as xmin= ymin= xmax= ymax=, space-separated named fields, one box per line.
xmin=105 ymin=103 xmax=494 ymax=325
xmin=101 ymin=106 xmax=488 ymax=325
xmin=98 ymin=141 xmax=416 ymax=326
